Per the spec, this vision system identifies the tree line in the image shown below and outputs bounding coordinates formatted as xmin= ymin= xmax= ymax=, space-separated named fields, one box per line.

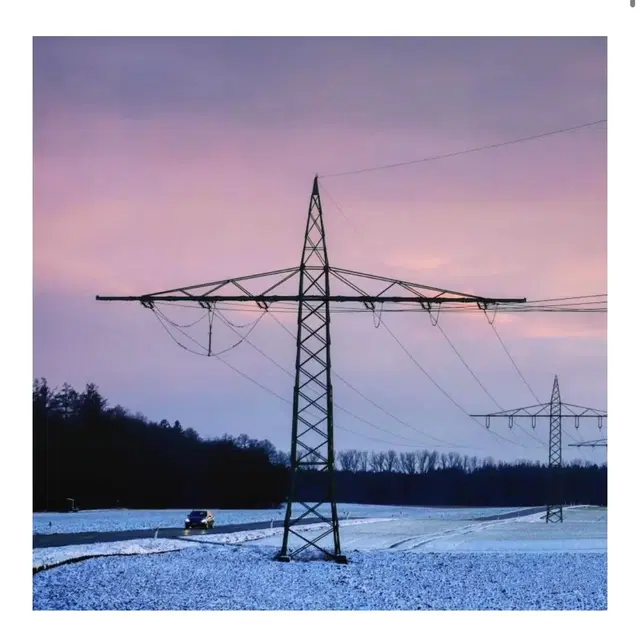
xmin=33 ymin=379 xmax=606 ymax=511
xmin=337 ymin=449 xmax=486 ymax=474
xmin=33 ymin=379 xmax=288 ymax=511
xmin=297 ymin=447 xmax=606 ymax=507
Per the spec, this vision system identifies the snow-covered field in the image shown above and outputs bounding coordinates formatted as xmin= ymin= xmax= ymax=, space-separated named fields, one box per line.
xmin=33 ymin=518 xmax=393 ymax=570
xmin=33 ymin=503 xmax=518 ymax=534
xmin=33 ymin=538 xmax=194 ymax=571
xmin=33 ymin=547 xmax=606 ymax=610
xmin=32 ymin=505 xmax=606 ymax=610
xmin=248 ymin=506 xmax=607 ymax=554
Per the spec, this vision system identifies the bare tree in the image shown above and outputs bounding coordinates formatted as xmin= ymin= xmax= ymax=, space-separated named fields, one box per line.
xmin=400 ymin=451 xmax=418 ymax=475
xmin=337 ymin=449 xmax=358 ymax=472
xmin=446 ymin=451 xmax=463 ymax=470
xmin=355 ymin=450 xmax=369 ymax=472
xmin=272 ymin=451 xmax=290 ymax=467
xmin=370 ymin=451 xmax=386 ymax=473
xmin=464 ymin=455 xmax=479 ymax=473
xmin=417 ymin=449 xmax=430 ymax=474
xmin=428 ymin=450 xmax=440 ymax=471
xmin=382 ymin=449 xmax=399 ymax=473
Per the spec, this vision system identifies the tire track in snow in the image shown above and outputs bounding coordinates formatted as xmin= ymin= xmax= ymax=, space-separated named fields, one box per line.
xmin=404 ymin=522 xmax=499 ymax=550
xmin=386 ymin=508 xmax=547 ymax=551
xmin=387 ymin=536 xmax=422 ymax=549
xmin=342 ymin=518 xmax=408 ymax=550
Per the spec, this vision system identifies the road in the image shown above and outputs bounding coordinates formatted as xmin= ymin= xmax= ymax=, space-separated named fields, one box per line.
xmin=32 ymin=517 xmax=326 ymax=549
xmin=33 ymin=507 xmax=547 ymax=549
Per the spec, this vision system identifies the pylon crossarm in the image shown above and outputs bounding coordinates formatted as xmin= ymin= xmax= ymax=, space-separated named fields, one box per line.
xmin=560 ymin=403 xmax=607 ymax=417
xmin=98 ymin=294 xmax=526 ymax=304
xmin=470 ymin=403 xmax=551 ymax=419
xmin=568 ymin=438 xmax=607 ymax=447
xmin=119 ymin=266 xmax=301 ymax=298
xmin=96 ymin=267 xmax=527 ymax=306
xmin=330 ymin=266 xmax=527 ymax=304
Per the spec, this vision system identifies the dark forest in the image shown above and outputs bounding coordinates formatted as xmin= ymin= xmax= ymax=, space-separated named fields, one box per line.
xmin=33 ymin=379 xmax=606 ymax=512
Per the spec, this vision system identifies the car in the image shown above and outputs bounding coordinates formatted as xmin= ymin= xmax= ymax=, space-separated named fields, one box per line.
xmin=184 ymin=510 xmax=214 ymax=529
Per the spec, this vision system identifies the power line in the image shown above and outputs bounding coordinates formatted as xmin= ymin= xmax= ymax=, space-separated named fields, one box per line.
xmin=333 ymin=374 xmax=466 ymax=448
xmin=215 ymin=307 xmax=463 ymax=448
xmin=434 ymin=321 xmax=546 ymax=447
xmin=217 ymin=309 xmax=436 ymax=447
xmin=153 ymin=306 xmax=266 ymax=358
xmin=152 ymin=310 xmax=209 ymax=356
xmin=480 ymin=318 xmax=586 ymax=447
xmin=320 ymin=119 xmax=606 ymax=178
xmin=154 ymin=299 xmax=601 ymax=448
xmin=561 ymin=425 xmax=584 ymax=446
xmin=159 ymin=321 xmax=427 ymax=449
xmin=378 ymin=318 xmax=530 ymax=450
xmin=316 ymin=183 xmax=353 ymax=226
xmin=487 ymin=319 xmax=541 ymax=404
xmin=156 ymin=300 xmax=606 ymax=315
xmin=208 ymin=333 xmax=467 ymax=451
xmin=526 ymin=294 xmax=606 ymax=303
xmin=153 ymin=300 xmax=536 ymax=451
xmin=264 ymin=311 xmax=473 ymax=449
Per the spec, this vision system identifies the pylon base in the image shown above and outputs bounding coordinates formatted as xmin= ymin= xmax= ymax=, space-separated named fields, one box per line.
xmin=275 ymin=554 xmax=291 ymax=562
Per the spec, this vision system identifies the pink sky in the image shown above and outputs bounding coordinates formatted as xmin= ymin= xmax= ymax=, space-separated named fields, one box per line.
xmin=34 ymin=37 xmax=607 ymax=462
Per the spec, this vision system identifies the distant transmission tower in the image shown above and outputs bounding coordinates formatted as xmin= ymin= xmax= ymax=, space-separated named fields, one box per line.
xmin=97 ymin=177 xmax=527 ymax=562
xmin=472 ymin=375 xmax=606 ymax=522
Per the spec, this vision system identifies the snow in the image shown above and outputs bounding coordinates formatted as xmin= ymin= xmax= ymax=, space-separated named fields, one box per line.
xmin=32 ymin=504 xmax=519 ymax=534
xmin=33 ymin=538 xmax=193 ymax=570
xmin=33 ymin=519 xmax=393 ymax=568
xmin=32 ymin=506 xmax=606 ymax=610
xmin=33 ymin=544 xmax=606 ymax=610
xmin=33 ymin=507 xmax=284 ymax=535
xmin=244 ymin=506 xmax=607 ymax=554
xmin=178 ymin=517 xmax=393 ymax=545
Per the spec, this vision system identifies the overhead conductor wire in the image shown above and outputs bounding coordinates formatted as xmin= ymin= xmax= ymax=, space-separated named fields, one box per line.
xmin=152 ymin=303 xmax=470 ymax=450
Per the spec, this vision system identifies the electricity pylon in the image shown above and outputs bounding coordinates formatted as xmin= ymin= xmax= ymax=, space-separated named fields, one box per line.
xmin=97 ymin=176 xmax=527 ymax=562
xmin=471 ymin=375 xmax=606 ymax=522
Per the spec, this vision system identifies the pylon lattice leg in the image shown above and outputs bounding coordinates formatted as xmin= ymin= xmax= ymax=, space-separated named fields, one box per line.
xmin=277 ymin=177 xmax=346 ymax=563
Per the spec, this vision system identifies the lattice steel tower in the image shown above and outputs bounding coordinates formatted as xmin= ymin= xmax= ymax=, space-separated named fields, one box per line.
xmin=472 ymin=375 xmax=606 ymax=523
xmin=277 ymin=177 xmax=343 ymax=562
xmin=98 ymin=177 xmax=528 ymax=561
xmin=547 ymin=375 xmax=563 ymax=522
